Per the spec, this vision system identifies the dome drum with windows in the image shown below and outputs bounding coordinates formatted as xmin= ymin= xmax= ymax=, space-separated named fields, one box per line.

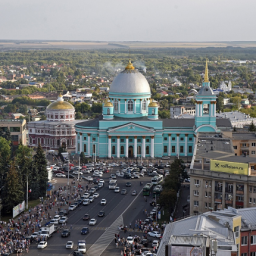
xmin=105 ymin=60 xmax=158 ymax=119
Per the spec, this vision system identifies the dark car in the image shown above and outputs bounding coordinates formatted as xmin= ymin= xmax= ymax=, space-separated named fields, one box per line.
xmin=61 ymin=229 xmax=70 ymax=237
xmin=66 ymin=174 xmax=75 ymax=179
xmin=73 ymin=251 xmax=83 ymax=256
xmin=77 ymin=199 xmax=82 ymax=205
xmin=125 ymin=182 xmax=132 ymax=187
xmin=93 ymin=178 xmax=99 ymax=184
xmin=94 ymin=185 xmax=99 ymax=191
xmin=81 ymin=227 xmax=89 ymax=235
xmin=141 ymin=239 xmax=149 ymax=247
xmin=59 ymin=209 xmax=69 ymax=216
xmin=98 ymin=210 xmax=105 ymax=217
xmin=83 ymin=214 xmax=90 ymax=220
xmin=121 ymin=189 xmax=127 ymax=195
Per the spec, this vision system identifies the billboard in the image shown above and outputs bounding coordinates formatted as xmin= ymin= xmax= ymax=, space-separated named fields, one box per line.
xmin=13 ymin=201 xmax=25 ymax=218
xmin=171 ymin=246 xmax=203 ymax=256
xmin=210 ymin=159 xmax=248 ymax=175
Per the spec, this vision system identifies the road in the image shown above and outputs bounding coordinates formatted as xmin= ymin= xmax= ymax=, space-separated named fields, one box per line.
xmin=27 ymin=168 xmax=153 ymax=256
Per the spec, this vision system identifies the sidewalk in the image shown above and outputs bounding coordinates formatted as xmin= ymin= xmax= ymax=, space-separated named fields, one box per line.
xmin=175 ymin=183 xmax=190 ymax=219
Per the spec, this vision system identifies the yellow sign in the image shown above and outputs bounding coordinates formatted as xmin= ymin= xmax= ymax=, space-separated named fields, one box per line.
xmin=210 ymin=160 xmax=248 ymax=175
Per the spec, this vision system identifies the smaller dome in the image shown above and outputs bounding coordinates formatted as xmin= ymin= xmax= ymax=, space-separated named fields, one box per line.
xmin=47 ymin=94 xmax=74 ymax=110
xmin=104 ymin=98 xmax=113 ymax=107
xmin=148 ymin=99 xmax=158 ymax=107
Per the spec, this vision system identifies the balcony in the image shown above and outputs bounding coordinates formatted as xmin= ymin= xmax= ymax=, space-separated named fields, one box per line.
xmin=215 ymin=198 xmax=222 ymax=203
xmin=236 ymin=190 xmax=244 ymax=195
xmin=215 ymin=187 xmax=222 ymax=192
xmin=225 ymin=200 xmax=233 ymax=205
xmin=236 ymin=201 xmax=244 ymax=207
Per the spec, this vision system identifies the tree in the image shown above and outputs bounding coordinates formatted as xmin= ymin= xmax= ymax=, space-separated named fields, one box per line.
xmin=2 ymin=161 xmax=24 ymax=214
xmin=80 ymin=152 xmax=88 ymax=164
xmin=28 ymin=162 xmax=41 ymax=200
xmin=91 ymin=103 xmax=102 ymax=113
xmin=75 ymin=112 xmax=83 ymax=119
xmin=34 ymin=143 xmax=48 ymax=197
xmin=158 ymin=189 xmax=177 ymax=214
xmin=159 ymin=110 xmax=170 ymax=119
xmin=249 ymin=121 xmax=256 ymax=131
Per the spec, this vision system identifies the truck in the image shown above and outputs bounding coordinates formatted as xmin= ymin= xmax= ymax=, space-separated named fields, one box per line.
xmin=40 ymin=224 xmax=55 ymax=238
xmin=77 ymin=240 xmax=86 ymax=254
xmin=109 ymin=179 xmax=117 ymax=189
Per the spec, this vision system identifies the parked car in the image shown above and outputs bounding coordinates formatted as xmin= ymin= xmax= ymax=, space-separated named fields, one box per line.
xmin=37 ymin=241 xmax=47 ymax=249
xmin=148 ymin=231 xmax=161 ymax=238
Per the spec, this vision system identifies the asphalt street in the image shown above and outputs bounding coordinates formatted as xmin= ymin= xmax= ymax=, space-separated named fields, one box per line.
xmin=27 ymin=167 xmax=154 ymax=256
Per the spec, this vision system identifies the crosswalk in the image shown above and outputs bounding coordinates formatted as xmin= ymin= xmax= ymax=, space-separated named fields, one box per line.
xmin=86 ymin=215 xmax=124 ymax=256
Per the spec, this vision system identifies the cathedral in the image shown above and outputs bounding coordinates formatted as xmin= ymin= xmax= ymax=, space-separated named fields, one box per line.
xmin=75 ymin=60 xmax=231 ymax=159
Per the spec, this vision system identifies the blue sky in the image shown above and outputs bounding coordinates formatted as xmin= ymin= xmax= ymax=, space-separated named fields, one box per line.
xmin=1 ymin=0 xmax=255 ymax=41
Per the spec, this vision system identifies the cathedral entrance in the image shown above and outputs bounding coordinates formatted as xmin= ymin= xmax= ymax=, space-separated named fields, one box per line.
xmin=128 ymin=146 xmax=133 ymax=158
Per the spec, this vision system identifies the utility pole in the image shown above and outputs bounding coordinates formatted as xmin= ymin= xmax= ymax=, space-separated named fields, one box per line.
xmin=78 ymin=156 xmax=80 ymax=181
xmin=67 ymin=157 xmax=70 ymax=186
xmin=26 ymin=175 xmax=28 ymax=209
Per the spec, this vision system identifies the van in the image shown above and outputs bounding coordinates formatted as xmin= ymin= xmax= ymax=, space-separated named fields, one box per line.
xmin=77 ymin=240 xmax=86 ymax=254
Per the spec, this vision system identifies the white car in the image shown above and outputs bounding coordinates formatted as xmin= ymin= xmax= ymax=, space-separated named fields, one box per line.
xmin=66 ymin=241 xmax=74 ymax=249
xmin=69 ymin=205 xmax=76 ymax=211
xmin=99 ymin=179 xmax=104 ymax=183
xmin=83 ymin=199 xmax=90 ymax=205
xmin=114 ymin=187 xmax=120 ymax=193
xmin=50 ymin=219 xmax=59 ymax=225
xmin=73 ymin=171 xmax=83 ymax=175
xmin=31 ymin=232 xmax=39 ymax=239
xmin=93 ymin=193 xmax=100 ymax=198
xmin=86 ymin=176 xmax=93 ymax=181
xmin=100 ymin=199 xmax=107 ymax=205
xmin=56 ymin=173 xmax=66 ymax=177
xmin=116 ymin=171 xmax=121 ymax=176
xmin=152 ymin=240 xmax=159 ymax=248
xmin=37 ymin=241 xmax=47 ymax=249
xmin=83 ymin=193 xmax=90 ymax=198
xmin=126 ymin=236 xmax=134 ymax=245
xmin=148 ymin=231 xmax=161 ymax=238
xmin=59 ymin=216 xmax=68 ymax=224
xmin=98 ymin=182 xmax=104 ymax=188
xmin=89 ymin=218 xmax=97 ymax=225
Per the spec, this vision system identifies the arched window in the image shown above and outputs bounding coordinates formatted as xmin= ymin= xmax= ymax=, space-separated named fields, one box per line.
xmin=37 ymin=138 xmax=40 ymax=145
xmin=93 ymin=144 xmax=96 ymax=153
xmin=142 ymin=99 xmax=147 ymax=110
xmin=29 ymin=137 xmax=32 ymax=144
xmin=152 ymin=109 xmax=155 ymax=115
xmin=107 ymin=108 xmax=110 ymax=115
xmin=146 ymin=146 xmax=149 ymax=154
xmin=57 ymin=140 xmax=60 ymax=146
xmin=41 ymin=138 xmax=44 ymax=144
xmin=84 ymin=144 xmax=86 ymax=152
xmin=128 ymin=100 xmax=133 ymax=111
xmin=138 ymin=146 xmax=141 ymax=154
xmin=114 ymin=99 xmax=118 ymax=111
xmin=112 ymin=146 xmax=115 ymax=154
xmin=121 ymin=146 xmax=124 ymax=154
xmin=67 ymin=139 xmax=69 ymax=146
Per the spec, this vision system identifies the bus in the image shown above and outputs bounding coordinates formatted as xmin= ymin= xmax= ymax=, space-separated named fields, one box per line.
xmin=109 ymin=179 xmax=117 ymax=189
xmin=143 ymin=183 xmax=153 ymax=196
xmin=151 ymin=175 xmax=163 ymax=185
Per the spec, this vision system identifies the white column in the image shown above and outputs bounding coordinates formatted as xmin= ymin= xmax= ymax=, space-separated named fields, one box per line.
xmin=168 ymin=134 xmax=171 ymax=156
xmin=151 ymin=136 xmax=154 ymax=158
xmin=125 ymin=136 xmax=128 ymax=158
xmin=80 ymin=133 xmax=82 ymax=153
xmin=117 ymin=137 xmax=120 ymax=158
xmin=108 ymin=136 xmax=111 ymax=158
xmin=134 ymin=100 xmax=136 ymax=114
xmin=87 ymin=134 xmax=91 ymax=156
xmin=125 ymin=100 xmax=127 ymax=114
xmin=194 ymin=135 xmax=196 ymax=145
xmin=196 ymin=103 xmax=199 ymax=117
xmin=176 ymin=134 xmax=179 ymax=158
xmin=213 ymin=103 xmax=216 ymax=117
xmin=185 ymin=135 xmax=188 ymax=156
xmin=118 ymin=100 xmax=120 ymax=114
xmin=140 ymin=100 xmax=142 ymax=114
xmin=142 ymin=136 xmax=146 ymax=158
xmin=146 ymin=99 xmax=149 ymax=113
xmin=134 ymin=136 xmax=137 ymax=157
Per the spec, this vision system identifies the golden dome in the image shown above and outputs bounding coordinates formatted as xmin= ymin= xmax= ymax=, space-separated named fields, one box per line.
xmin=125 ymin=59 xmax=135 ymax=70
xmin=148 ymin=99 xmax=158 ymax=107
xmin=47 ymin=94 xmax=74 ymax=110
xmin=104 ymin=98 xmax=113 ymax=107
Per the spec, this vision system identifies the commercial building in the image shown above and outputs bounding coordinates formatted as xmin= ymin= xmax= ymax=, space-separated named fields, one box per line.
xmin=75 ymin=60 xmax=231 ymax=158
xmin=0 ymin=119 xmax=27 ymax=145
xmin=189 ymin=133 xmax=256 ymax=215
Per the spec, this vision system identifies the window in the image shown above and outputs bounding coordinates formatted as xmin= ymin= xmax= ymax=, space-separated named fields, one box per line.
xmin=189 ymin=146 xmax=192 ymax=153
xmin=209 ymin=192 xmax=212 ymax=198
xmin=194 ymin=201 xmax=199 ymax=207
xmin=234 ymin=226 xmax=239 ymax=238
xmin=233 ymin=146 xmax=237 ymax=149
xmin=252 ymin=143 xmax=256 ymax=147
xmin=250 ymin=186 xmax=253 ymax=192
xmin=121 ymin=139 xmax=124 ymax=142
xmin=152 ymin=109 xmax=155 ymax=115
xmin=57 ymin=140 xmax=60 ymax=146
xmin=92 ymin=138 xmax=96 ymax=141
xmin=51 ymin=115 xmax=53 ymax=118
xmin=241 ymin=236 xmax=247 ymax=245
xmin=84 ymin=137 xmax=87 ymax=140
xmin=180 ymin=146 xmax=184 ymax=153
xmin=205 ymin=202 xmax=208 ymax=208
xmin=242 ymin=143 xmax=247 ymax=147
xmin=194 ymin=190 xmax=199 ymax=196
xmin=172 ymin=137 xmax=175 ymax=141
xmin=112 ymin=139 xmax=115 ymax=142
xmin=107 ymin=108 xmax=110 ymax=115
xmin=138 ymin=146 xmax=141 ymax=154
xmin=252 ymin=235 xmax=256 ymax=244
xmin=138 ymin=139 xmax=141 ymax=142
xmin=11 ymin=135 xmax=19 ymax=141
xmin=164 ymin=137 xmax=167 ymax=141
xmin=172 ymin=146 xmax=175 ymax=153
xmin=252 ymin=151 xmax=256 ymax=155
xmin=142 ymin=99 xmax=146 ymax=111
xmin=209 ymin=203 xmax=211 ymax=208
xmin=112 ymin=146 xmax=115 ymax=154
xmin=61 ymin=115 xmax=64 ymax=119
xmin=128 ymin=100 xmax=133 ymax=111
xmin=146 ymin=139 xmax=149 ymax=142
xmin=164 ymin=146 xmax=167 ymax=153
xmin=121 ymin=146 xmax=124 ymax=154
xmin=146 ymin=146 xmax=149 ymax=154
xmin=241 ymin=254 xmax=247 ymax=256
xmin=194 ymin=179 xmax=200 ymax=185
xmin=84 ymin=144 xmax=86 ymax=152
xmin=254 ymin=198 xmax=256 ymax=204
xmin=250 ymin=253 xmax=256 ymax=256
xmin=114 ymin=99 xmax=118 ymax=111
xmin=129 ymin=139 xmax=132 ymax=142
xmin=29 ymin=137 xmax=32 ymax=144
xmin=249 ymin=198 xmax=252 ymax=203
xmin=10 ymin=127 xmax=20 ymax=132
xmin=205 ymin=191 xmax=208 ymax=197
xmin=189 ymin=137 xmax=192 ymax=141
xmin=93 ymin=145 xmax=96 ymax=153
xmin=180 ymin=137 xmax=184 ymax=141
xmin=254 ymin=187 xmax=256 ymax=193
xmin=77 ymin=143 xmax=80 ymax=150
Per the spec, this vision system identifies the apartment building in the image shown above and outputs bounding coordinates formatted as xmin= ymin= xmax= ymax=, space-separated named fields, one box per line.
xmin=170 ymin=105 xmax=196 ymax=117
xmin=189 ymin=133 xmax=256 ymax=216
xmin=0 ymin=119 xmax=27 ymax=145
xmin=232 ymin=132 xmax=256 ymax=157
